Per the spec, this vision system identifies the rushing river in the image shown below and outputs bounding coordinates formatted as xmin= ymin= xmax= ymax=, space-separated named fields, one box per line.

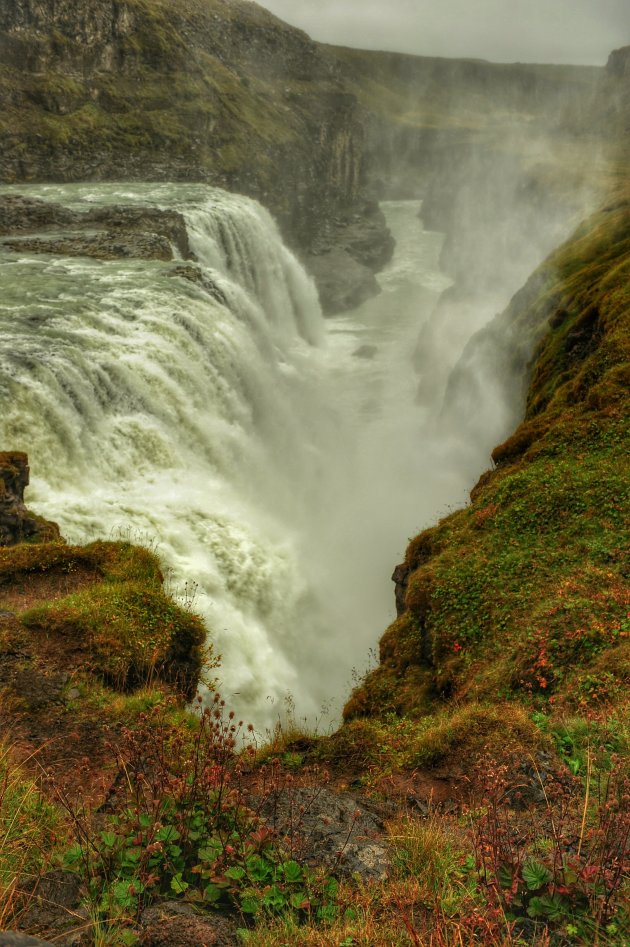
xmin=0 ymin=185 xmax=504 ymax=731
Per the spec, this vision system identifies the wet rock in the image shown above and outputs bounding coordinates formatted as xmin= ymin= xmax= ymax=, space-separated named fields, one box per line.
xmin=336 ymin=208 xmax=395 ymax=271
xmin=3 ymin=232 xmax=174 ymax=262
xmin=170 ymin=264 xmax=228 ymax=306
xmin=0 ymin=452 xmax=60 ymax=546
xmin=261 ymin=787 xmax=390 ymax=880
xmin=353 ymin=344 xmax=378 ymax=359
xmin=0 ymin=934 xmax=55 ymax=947
xmin=0 ymin=195 xmax=75 ymax=234
xmin=305 ymin=249 xmax=381 ymax=316
xmin=82 ymin=207 xmax=191 ymax=258
xmin=0 ymin=196 xmax=193 ymax=262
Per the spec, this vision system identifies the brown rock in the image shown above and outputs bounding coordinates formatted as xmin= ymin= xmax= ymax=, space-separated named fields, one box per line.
xmin=0 ymin=452 xmax=60 ymax=546
xmin=140 ymin=914 xmax=237 ymax=947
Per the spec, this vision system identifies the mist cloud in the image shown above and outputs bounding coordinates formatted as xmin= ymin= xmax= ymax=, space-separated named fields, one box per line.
xmin=256 ymin=0 xmax=630 ymax=65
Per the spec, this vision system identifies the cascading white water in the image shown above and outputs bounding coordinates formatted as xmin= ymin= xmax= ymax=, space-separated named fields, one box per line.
xmin=0 ymin=184 xmax=505 ymax=731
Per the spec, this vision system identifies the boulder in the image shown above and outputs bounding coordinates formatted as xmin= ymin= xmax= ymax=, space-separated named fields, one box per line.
xmin=260 ymin=786 xmax=390 ymax=880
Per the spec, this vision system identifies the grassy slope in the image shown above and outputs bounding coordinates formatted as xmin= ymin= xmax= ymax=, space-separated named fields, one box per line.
xmin=331 ymin=190 xmax=629 ymax=779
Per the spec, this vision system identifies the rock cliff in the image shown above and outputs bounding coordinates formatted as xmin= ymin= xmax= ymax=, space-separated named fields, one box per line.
xmin=0 ymin=452 xmax=60 ymax=546
xmin=0 ymin=0 xmax=394 ymax=311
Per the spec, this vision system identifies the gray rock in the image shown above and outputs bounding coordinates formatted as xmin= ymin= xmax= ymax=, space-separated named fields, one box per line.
xmin=261 ymin=786 xmax=390 ymax=880
xmin=0 ymin=452 xmax=60 ymax=546
xmin=3 ymin=232 xmax=174 ymax=262
xmin=305 ymin=249 xmax=381 ymax=316
xmin=140 ymin=901 xmax=196 ymax=928
xmin=139 ymin=913 xmax=237 ymax=947
xmin=353 ymin=344 xmax=378 ymax=359
xmin=18 ymin=870 xmax=82 ymax=936
xmin=0 ymin=934 xmax=54 ymax=947
xmin=0 ymin=195 xmax=193 ymax=263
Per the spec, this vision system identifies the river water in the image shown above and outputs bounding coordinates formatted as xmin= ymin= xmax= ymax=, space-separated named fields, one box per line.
xmin=0 ymin=186 xmax=499 ymax=731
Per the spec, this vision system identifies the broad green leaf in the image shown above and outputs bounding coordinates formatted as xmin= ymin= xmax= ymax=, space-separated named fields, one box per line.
xmin=156 ymin=825 xmax=180 ymax=843
xmin=281 ymin=860 xmax=303 ymax=883
xmin=203 ymin=883 xmax=222 ymax=904
xmin=290 ymin=891 xmax=309 ymax=909
xmin=246 ymin=855 xmax=272 ymax=882
xmin=262 ymin=885 xmax=286 ymax=910
xmin=170 ymin=874 xmax=189 ymax=894
xmin=241 ymin=895 xmax=261 ymax=915
xmin=522 ymin=860 xmax=552 ymax=891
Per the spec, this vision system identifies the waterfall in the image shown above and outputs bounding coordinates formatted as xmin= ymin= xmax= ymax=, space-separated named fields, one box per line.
xmin=1 ymin=186 xmax=488 ymax=732
xmin=0 ymin=184 xmax=337 ymax=727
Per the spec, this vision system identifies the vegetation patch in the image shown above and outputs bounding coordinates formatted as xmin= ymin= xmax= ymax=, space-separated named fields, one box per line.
xmin=0 ymin=540 xmax=207 ymax=695
xmin=347 ymin=199 xmax=630 ymax=721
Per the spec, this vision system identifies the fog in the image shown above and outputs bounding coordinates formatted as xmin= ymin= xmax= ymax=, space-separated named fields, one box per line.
xmin=258 ymin=0 xmax=629 ymax=65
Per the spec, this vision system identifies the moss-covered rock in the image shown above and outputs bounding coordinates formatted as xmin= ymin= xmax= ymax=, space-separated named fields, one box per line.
xmin=0 ymin=538 xmax=206 ymax=696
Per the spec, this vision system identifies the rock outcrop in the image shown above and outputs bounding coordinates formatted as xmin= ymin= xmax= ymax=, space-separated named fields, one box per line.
xmin=0 ymin=452 xmax=59 ymax=546
xmin=0 ymin=194 xmax=192 ymax=261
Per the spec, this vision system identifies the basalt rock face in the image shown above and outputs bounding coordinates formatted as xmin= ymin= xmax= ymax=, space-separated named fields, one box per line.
xmin=0 ymin=0 xmax=393 ymax=311
xmin=0 ymin=452 xmax=60 ymax=545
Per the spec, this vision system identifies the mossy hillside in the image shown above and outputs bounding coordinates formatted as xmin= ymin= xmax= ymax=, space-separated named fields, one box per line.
xmin=0 ymin=539 xmax=206 ymax=695
xmin=342 ymin=197 xmax=629 ymax=742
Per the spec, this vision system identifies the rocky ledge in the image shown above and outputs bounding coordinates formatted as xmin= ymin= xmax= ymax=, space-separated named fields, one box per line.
xmin=0 ymin=452 xmax=59 ymax=546
xmin=0 ymin=194 xmax=192 ymax=262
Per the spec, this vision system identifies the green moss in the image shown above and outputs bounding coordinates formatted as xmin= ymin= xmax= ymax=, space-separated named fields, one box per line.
xmin=321 ymin=702 xmax=544 ymax=778
xmin=0 ymin=541 xmax=207 ymax=697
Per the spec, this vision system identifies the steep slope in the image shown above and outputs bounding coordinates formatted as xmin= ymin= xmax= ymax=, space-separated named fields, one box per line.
xmin=344 ymin=193 xmax=629 ymax=724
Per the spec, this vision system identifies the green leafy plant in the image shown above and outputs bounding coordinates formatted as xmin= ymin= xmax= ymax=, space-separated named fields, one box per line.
xmin=60 ymin=696 xmax=340 ymax=932
xmin=470 ymin=758 xmax=630 ymax=943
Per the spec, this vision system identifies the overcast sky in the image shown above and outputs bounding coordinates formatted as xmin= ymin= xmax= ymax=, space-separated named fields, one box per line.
xmin=256 ymin=0 xmax=630 ymax=66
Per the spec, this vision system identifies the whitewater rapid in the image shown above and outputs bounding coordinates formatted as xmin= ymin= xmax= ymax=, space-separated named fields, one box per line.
xmin=0 ymin=185 xmax=503 ymax=731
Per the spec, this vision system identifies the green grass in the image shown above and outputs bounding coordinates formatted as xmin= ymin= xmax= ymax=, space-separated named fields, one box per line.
xmin=0 ymin=540 xmax=207 ymax=696
xmin=0 ymin=742 xmax=64 ymax=927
